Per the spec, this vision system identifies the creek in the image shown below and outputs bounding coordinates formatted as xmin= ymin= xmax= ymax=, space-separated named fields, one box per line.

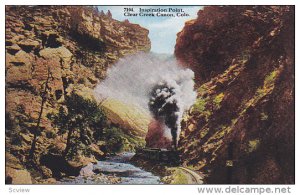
xmin=58 ymin=152 xmax=161 ymax=184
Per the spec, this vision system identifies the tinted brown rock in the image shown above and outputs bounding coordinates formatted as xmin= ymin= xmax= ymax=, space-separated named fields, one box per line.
xmin=176 ymin=6 xmax=294 ymax=184
xmin=5 ymin=5 xmax=151 ymax=182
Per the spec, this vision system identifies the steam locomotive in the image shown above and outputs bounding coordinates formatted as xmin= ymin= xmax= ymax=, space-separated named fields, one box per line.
xmin=135 ymin=147 xmax=180 ymax=165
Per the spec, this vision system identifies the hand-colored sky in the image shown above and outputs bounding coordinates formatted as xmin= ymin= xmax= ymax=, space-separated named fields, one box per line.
xmin=98 ymin=6 xmax=203 ymax=54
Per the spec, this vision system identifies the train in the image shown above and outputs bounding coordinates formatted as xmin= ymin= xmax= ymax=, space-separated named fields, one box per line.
xmin=135 ymin=147 xmax=180 ymax=165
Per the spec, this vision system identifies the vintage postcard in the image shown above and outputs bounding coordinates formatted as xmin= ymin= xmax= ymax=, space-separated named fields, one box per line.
xmin=5 ymin=5 xmax=295 ymax=187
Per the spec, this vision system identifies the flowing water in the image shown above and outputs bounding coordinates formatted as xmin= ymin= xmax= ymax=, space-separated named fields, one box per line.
xmin=58 ymin=152 xmax=161 ymax=184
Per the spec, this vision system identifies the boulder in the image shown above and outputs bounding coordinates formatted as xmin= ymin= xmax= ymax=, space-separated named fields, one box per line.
xmin=39 ymin=46 xmax=73 ymax=67
xmin=6 ymin=167 xmax=32 ymax=184
xmin=39 ymin=153 xmax=81 ymax=178
xmin=79 ymin=163 xmax=94 ymax=177
xmin=89 ymin=143 xmax=105 ymax=160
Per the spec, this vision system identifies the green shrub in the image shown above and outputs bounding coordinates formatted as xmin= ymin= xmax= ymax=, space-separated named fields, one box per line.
xmin=193 ymin=98 xmax=207 ymax=113
xmin=247 ymin=139 xmax=260 ymax=153
xmin=102 ymin=126 xmax=145 ymax=154
xmin=260 ymin=112 xmax=268 ymax=121
xmin=213 ymin=93 xmax=224 ymax=108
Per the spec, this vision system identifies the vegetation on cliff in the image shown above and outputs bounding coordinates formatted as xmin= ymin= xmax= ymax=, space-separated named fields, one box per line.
xmin=5 ymin=5 xmax=151 ymax=184
xmin=47 ymin=93 xmax=106 ymax=158
xmin=5 ymin=5 xmax=295 ymax=185
xmin=176 ymin=6 xmax=294 ymax=184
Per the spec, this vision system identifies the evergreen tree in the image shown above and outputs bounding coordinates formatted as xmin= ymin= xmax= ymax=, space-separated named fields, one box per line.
xmin=48 ymin=92 xmax=106 ymax=158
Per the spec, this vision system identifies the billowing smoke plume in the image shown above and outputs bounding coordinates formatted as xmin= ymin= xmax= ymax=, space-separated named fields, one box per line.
xmin=94 ymin=52 xmax=196 ymax=149
xmin=148 ymin=83 xmax=180 ymax=149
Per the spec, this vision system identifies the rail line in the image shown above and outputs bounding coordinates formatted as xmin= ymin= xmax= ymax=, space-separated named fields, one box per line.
xmin=178 ymin=166 xmax=204 ymax=184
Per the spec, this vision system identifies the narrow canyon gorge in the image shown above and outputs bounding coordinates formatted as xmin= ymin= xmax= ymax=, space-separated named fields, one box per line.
xmin=5 ymin=5 xmax=294 ymax=184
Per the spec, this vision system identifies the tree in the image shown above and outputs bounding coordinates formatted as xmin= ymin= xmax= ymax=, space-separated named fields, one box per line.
xmin=107 ymin=10 xmax=112 ymax=18
xmin=48 ymin=92 xmax=106 ymax=158
xmin=28 ymin=67 xmax=52 ymax=161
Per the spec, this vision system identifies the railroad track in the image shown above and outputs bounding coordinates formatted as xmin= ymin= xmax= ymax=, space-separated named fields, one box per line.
xmin=178 ymin=167 xmax=204 ymax=184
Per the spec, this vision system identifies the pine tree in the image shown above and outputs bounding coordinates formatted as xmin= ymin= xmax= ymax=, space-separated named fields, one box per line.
xmin=48 ymin=92 xmax=106 ymax=158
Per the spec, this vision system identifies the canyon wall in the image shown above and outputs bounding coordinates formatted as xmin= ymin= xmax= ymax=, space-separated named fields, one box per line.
xmin=175 ymin=6 xmax=294 ymax=184
xmin=5 ymin=5 xmax=150 ymax=183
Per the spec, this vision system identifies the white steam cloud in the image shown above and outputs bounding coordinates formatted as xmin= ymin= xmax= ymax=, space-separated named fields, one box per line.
xmin=94 ymin=52 xmax=196 ymax=147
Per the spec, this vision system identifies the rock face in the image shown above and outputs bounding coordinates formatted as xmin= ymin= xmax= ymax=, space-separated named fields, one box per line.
xmin=5 ymin=5 xmax=150 ymax=181
xmin=6 ymin=167 xmax=33 ymax=184
xmin=175 ymin=6 xmax=294 ymax=184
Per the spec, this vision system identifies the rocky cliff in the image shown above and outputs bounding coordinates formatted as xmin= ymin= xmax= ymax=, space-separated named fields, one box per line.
xmin=5 ymin=5 xmax=150 ymax=183
xmin=175 ymin=6 xmax=294 ymax=184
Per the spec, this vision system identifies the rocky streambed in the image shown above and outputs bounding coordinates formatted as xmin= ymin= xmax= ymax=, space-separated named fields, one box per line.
xmin=57 ymin=152 xmax=161 ymax=184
